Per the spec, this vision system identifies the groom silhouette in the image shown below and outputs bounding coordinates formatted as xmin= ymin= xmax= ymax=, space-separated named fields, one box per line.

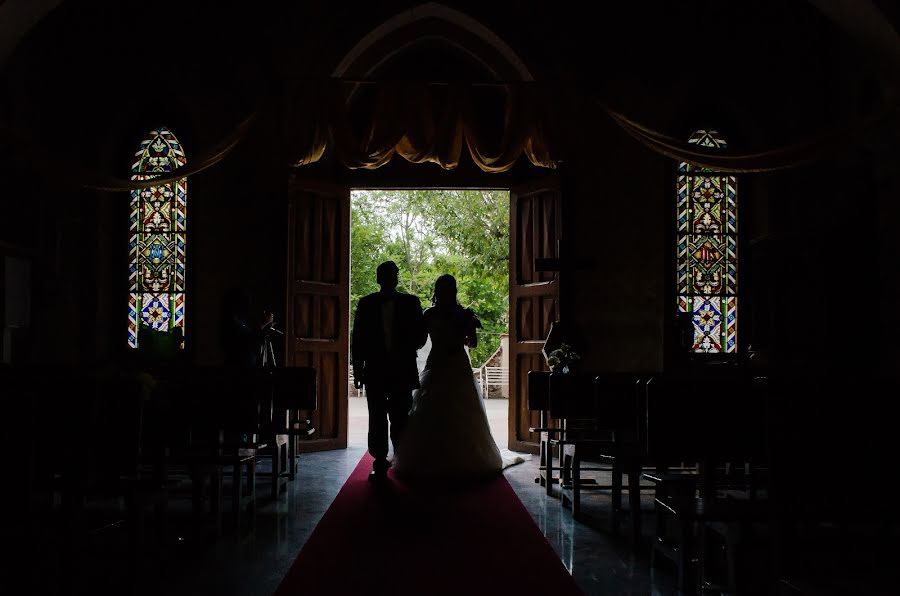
xmin=351 ymin=261 xmax=427 ymax=481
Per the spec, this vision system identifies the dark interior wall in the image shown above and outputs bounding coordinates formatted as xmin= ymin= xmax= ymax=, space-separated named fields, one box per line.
xmin=758 ymin=33 xmax=900 ymax=379
xmin=875 ymin=0 xmax=900 ymax=382
xmin=876 ymin=128 xmax=900 ymax=381
xmin=566 ymin=108 xmax=668 ymax=373
xmin=544 ymin=1 xmax=862 ymax=374
xmin=0 ymin=0 xmax=287 ymax=365
xmin=0 ymin=0 xmax=895 ymax=378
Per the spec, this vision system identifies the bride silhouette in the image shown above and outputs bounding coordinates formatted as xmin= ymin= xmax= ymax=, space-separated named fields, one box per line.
xmin=395 ymin=274 xmax=519 ymax=484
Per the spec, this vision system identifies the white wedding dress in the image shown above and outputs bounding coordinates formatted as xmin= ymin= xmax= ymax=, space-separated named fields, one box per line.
xmin=395 ymin=306 xmax=524 ymax=483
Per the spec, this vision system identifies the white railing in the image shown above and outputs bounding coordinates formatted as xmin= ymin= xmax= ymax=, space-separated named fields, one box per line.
xmin=479 ymin=365 xmax=508 ymax=397
xmin=349 ymin=367 xmax=506 ymax=398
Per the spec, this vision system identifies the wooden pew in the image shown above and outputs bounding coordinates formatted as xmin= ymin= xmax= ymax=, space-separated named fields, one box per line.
xmin=526 ymin=370 xmax=555 ymax=492
xmin=547 ymin=371 xmax=611 ymax=507
xmin=556 ymin=373 xmax=650 ymax=539
xmin=766 ymin=374 xmax=897 ymax=594
xmin=644 ymin=372 xmax=771 ymax=592
xmin=146 ymin=366 xmax=260 ymax=535
xmin=268 ymin=366 xmax=317 ymax=481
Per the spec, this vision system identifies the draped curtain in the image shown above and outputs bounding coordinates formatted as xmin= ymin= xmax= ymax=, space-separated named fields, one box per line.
xmin=606 ymin=0 xmax=900 ymax=173
xmin=605 ymin=99 xmax=900 ymax=173
xmin=282 ymin=76 xmax=898 ymax=176
xmin=3 ymin=1 xmax=900 ymax=189
xmin=0 ymin=113 xmax=257 ymax=192
xmin=0 ymin=80 xmax=561 ymax=192
xmin=3 ymin=77 xmax=897 ymax=190
xmin=284 ymin=80 xmax=558 ymax=173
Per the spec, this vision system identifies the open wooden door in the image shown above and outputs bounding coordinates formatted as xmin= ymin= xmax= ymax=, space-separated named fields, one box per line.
xmin=508 ymin=177 xmax=561 ymax=453
xmin=286 ymin=177 xmax=350 ymax=452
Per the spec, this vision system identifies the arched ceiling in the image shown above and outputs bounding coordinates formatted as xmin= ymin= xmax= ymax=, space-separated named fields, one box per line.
xmin=2 ymin=0 xmax=899 ymax=76
xmin=332 ymin=2 xmax=533 ymax=81
xmin=0 ymin=0 xmax=63 ymax=68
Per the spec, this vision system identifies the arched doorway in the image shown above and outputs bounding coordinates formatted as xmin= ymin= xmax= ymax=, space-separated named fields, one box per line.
xmin=286 ymin=4 xmax=560 ymax=454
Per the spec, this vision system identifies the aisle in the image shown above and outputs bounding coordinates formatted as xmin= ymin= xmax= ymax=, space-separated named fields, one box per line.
xmin=274 ymin=453 xmax=583 ymax=595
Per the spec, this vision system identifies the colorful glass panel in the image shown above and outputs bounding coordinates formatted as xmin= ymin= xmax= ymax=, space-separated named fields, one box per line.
xmin=677 ymin=296 xmax=738 ymax=353
xmin=676 ymin=130 xmax=738 ymax=353
xmin=128 ymin=128 xmax=187 ymax=348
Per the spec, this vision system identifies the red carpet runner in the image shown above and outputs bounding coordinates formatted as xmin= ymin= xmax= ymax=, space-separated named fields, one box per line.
xmin=274 ymin=453 xmax=583 ymax=595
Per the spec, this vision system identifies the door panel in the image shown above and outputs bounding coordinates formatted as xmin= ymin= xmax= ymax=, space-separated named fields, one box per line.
xmin=508 ymin=177 xmax=561 ymax=453
xmin=286 ymin=178 xmax=350 ymax=452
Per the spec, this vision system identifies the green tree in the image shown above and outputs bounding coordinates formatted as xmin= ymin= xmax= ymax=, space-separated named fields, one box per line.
xmin=421 ymin=190 xmax=509 ymax=272
xmin=349 ymin=196 xmax=388 ymax=325
xmin=350 ymin=190 xmax=509 ymax=367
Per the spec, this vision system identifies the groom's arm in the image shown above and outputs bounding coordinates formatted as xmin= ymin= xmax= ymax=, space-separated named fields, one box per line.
xmin=351 ymin=300 xmax=366 ymax=385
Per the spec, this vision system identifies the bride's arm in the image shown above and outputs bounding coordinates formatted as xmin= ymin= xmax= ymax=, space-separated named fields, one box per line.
xmin=464 ymin=309 xmax=480 ymax=348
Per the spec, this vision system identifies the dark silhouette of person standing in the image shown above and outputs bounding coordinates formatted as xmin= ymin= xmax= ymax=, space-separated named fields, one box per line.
xmin=351 ymin=261 xmax=427 ymax=481
xmin=221 ymin=288 xmax=275 ymax=368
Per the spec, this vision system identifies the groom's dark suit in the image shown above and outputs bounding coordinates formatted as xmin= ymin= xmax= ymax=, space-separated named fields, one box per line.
xmin=351 ymin=290 xmax=426 ymax=473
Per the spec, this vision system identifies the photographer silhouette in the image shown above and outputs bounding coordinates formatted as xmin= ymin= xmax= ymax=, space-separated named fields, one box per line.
xmin=221 ymin=289 xmax=278 ymax=368
xmin=260 ymin=307 xmax=283 ymax=368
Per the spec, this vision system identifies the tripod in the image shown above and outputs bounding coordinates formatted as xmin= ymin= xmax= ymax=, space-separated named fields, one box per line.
xmin=260 ymin=322 xmax=283 ymax=368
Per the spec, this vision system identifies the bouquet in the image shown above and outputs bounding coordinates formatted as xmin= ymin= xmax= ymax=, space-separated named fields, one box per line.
xmin=547 ymin=343 xmax=581 ymax=373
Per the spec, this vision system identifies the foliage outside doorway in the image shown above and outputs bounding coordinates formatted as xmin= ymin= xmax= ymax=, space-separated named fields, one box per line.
xmin=350 ymin=190 xmax=510 ymax=368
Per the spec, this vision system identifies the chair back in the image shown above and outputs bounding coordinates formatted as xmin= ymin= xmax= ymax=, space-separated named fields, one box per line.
xmin=92 ymin=370 xmax=146 ymax=478
xmin=549 ymin=371 xmax=596 ymax=420
xmin=645 ymin=373 xmax=766 ymax=464
xmin=183 ymin=367 xmax=266 ymax=445
xmin=594 ymin=373 xmax=649 ymax=444
xmin=271 ymin=366 xmax=317 ymax=412
xmin=526 ymin=370 xmax=551 ymax=411
xmin=225 ymin=368 xmax=268 ymax=439
xmin=767 ymin=373 xmax=888 ymax=517
xmin=2 ymin=365 xmax=70 ymax=490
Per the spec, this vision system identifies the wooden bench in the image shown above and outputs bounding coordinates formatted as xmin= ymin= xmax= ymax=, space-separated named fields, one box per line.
xmin=165 ymin=447 xmax=256 ymax=536
xmin=654 ymin=496 xmax=775 ymax=594
xmin=644 ymin=469 xmax=700 ymax=571
xmin=556 ymin=374 xmax=656 ymax=545
xmin=269 ymin=366 xmax=317 ymax=481
xmin=544 ymin=372 xmax=611 ymax=504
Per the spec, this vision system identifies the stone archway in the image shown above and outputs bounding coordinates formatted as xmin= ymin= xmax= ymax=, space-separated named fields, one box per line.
xmin=332 ymin=2 xmax=534 ymax=82
xmin=289 ymin=5 xmax=556 ymax=454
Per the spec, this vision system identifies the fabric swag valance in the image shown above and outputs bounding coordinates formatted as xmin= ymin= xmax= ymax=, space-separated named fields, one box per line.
xmin=283 ymin=80 xmax=560 ymax=173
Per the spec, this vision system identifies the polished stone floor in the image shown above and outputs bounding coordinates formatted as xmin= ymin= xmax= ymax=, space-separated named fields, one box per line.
xmin=17 ymin=390 xmax=895 ymax=596
xmin=131 ymin=451 xmax=675 ymax=596
xmin=349 ymin=396 xmax=677 ymax=594
xmin=36 ymin=399 xmax=682 ymax=595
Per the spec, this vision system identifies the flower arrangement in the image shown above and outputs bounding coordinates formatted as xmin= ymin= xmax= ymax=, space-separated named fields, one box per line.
xmin=547 ymin=343 xmax=581 ymax=373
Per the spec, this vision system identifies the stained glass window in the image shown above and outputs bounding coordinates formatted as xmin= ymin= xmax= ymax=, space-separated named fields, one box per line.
xmin=127 ymin=128 xmax=187 ymax=348
xmin=676 ymin=130 xmax=738 ymax=353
